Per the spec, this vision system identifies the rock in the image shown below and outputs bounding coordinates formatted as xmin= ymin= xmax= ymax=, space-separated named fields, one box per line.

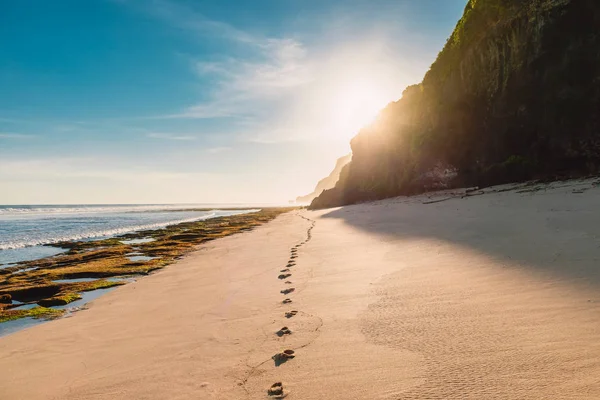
xmin=0 ymin=294 xmax=12 ymax=304
xmin=37 ymin=293 xmax=81 ymax=307
xmin=37 ymin=297 xmax=69 ymax=307
xmin=310 ymin=1 xmax=600 ymax=209
xmin=295 ymin=154 xmax=352 ymax=204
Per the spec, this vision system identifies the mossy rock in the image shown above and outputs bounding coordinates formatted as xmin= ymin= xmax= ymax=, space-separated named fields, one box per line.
xmin=38 ymin=293 xmax=82 ymax=307
xmin=0 ymin=209 xmax=293 ymax=325
xmin=0 ymin=306 xmax=65 ymax=323
xmin=1 ymin=284 xmax=61 ymax=303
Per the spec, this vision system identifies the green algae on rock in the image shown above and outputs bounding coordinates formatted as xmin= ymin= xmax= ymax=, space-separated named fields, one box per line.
xmin=0 ymin=208 xmax=293 ymax=323
xmin=0 ymin=306 xmax=65 ymax=323
xmin=37 ymin=293 xmax=82 ymax=307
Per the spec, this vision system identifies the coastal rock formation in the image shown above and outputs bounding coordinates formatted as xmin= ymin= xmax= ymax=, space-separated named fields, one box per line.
xmin=311 ymin=0 xmax=600 ymax=209
xmin=0 ymin=209 xmax=291 ymax=324
xmin=37 ymin=293 xmax=82 ymax=307
xmin=296 ymin=154 xmax=351 ymax=204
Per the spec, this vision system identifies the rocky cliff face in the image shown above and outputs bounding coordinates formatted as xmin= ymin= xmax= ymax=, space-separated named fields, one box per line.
xmin=296 ymin=154 xmax=351 ymax=204
xmin=311 ymin=0 xmax=600 ymax=209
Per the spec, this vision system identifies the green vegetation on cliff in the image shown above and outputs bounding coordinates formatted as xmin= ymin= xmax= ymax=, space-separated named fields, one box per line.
xmin=311 ymin=0 xmax=600 ymax=208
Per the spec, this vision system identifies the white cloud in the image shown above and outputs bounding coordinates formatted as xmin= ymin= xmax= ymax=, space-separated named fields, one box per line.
xmin=0 ymin=156 xmax=234 ymax=204
xmin=0 ymin=157 xmax=215 ymax=182
xmin=116 ymin=0 xmax=425 ymax=148
xmin=147 ymin=132 xmax=197 ymax=141
xmin=118 ymin=0 xmax=313 ymax=121
xmin=174 ymin=38 xmax=312 ymax=120
xmin=206 ymin=146 xmax=231 ymax=154
xmin=148 ymin=10 xmax=414 ymax=148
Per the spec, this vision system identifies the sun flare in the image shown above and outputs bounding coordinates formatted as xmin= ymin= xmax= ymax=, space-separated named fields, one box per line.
xmin=327 ymin=79 xmax=390 ymax=140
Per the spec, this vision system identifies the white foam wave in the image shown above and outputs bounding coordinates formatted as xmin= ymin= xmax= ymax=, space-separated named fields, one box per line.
xmin=0 ymin=209 xmax=258 ymax=250
xmin=0 ymin=204 xmax=218 ymax=216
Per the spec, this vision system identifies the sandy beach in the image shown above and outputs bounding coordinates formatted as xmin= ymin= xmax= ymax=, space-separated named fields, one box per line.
xmin=2 ymin=179 xmax=600 ymax=399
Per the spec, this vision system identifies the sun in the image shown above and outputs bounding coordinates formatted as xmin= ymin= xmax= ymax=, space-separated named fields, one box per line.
xmin=327 ymin=79 xmax=389 ymax=140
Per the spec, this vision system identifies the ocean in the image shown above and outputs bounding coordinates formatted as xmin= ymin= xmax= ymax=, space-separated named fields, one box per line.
xmin=0 ymin=204 xmax=259 ymax=265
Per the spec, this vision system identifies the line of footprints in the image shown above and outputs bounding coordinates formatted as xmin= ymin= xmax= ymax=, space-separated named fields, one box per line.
xmin=268 ymin=216 xmax=315 ymax=399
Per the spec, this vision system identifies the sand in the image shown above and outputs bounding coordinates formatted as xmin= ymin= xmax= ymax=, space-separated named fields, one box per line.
xmin=2 ymin=179 xmax=600 ymax=399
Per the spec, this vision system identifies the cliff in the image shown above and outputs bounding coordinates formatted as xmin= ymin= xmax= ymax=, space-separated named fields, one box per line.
xmin=311 ymin=0 xmax=600 ymax=209
xmin=296 ymin=154 xmax=351 ymax=204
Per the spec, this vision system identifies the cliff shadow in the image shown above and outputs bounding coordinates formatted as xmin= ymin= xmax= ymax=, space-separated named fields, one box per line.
xmin=318 ymin=186 xmax=600 ymax=287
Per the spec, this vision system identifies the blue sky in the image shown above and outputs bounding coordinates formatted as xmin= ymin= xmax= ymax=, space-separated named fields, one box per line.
xmin=0 ymin=0 xmax=467 ymax=204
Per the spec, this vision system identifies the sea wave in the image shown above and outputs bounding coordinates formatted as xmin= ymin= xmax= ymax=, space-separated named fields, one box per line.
xmin=0 ymin=204 xmax=219 ymax=216
xmin=0 ymin=209 xmax=258 ymax=250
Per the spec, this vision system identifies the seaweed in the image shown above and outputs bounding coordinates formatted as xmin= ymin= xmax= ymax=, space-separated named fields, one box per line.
xmin=0 ymin=208 xmax=293 ymax=323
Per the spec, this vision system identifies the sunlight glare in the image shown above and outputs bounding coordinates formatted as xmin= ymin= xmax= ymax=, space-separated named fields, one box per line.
xmin=327 ymin=78 xmax=389 ymax=140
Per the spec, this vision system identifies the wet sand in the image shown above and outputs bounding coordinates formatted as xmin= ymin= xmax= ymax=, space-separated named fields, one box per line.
xmin=2 ymin=179 xmax=600 ymax=399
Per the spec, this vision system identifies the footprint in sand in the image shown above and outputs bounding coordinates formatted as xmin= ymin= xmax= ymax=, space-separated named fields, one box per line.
xmin=276 ymin=326 xmax=292 ymax=336
xmin=282 ymin=298 xmax=292 ymax=304
xmin=268 ymin=382 xmax=287 ymax=398
xmin=278 ymin=273 xmax=291 ymax=280
xmin=284 ymin=281 xmax=292 ymax=284
xmin=272 ymin=350 xmax=295 ymax=366
xmin=286 ymin=262 xmax=295 ymax=267
xmin=290 ymin=255 xmax=297 ymax=260
xmin=280 ymin=268 xmax=290 ymax=273
xmin=280 ymin=288 xmax=295 ymax=295
xmin=285 ymin=310 xmax=298 ymax=318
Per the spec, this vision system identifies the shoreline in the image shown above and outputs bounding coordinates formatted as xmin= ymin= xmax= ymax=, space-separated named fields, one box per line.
xmin=0 ymin=207 xmax=266 ymax=264
xmin=2 ymin=181 xmax=600 ymax=398
xmin=0 ymin=208 xmax=293 ymax=332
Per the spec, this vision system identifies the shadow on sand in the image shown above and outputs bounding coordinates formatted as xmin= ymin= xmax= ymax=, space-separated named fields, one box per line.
xmin=319 ymin=184 xmax=600 ymax=287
